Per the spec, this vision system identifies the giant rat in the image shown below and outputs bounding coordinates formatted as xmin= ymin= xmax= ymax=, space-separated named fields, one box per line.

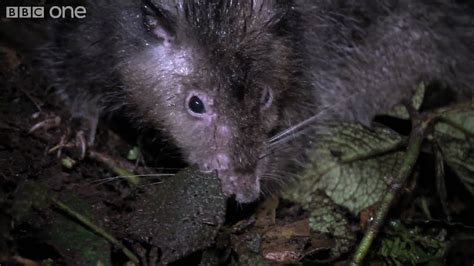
xmin=42 ymin=0 xmax=473 ymax=203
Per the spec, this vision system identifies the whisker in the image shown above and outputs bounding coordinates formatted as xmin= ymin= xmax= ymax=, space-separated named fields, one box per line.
xmin=260 ymin=135 xmax=303 ymax=160
xmin=269 ymin=114 xmax=320 ymax=144
xmin=143 ymin=167 xmax=184 ymax=170
xmin=89 ymin=173 xmax=175 ymax=185
xmin=269 ymin=126 xmax=317 ymax=149
xmin=268 ymin=88 xmax=364 ymax=146
xmin=139 ymin=180 xmax=165 ymax=187
xmin=260 ymin=185 xmax=273 ymax=198
xmin=263 ymin=168 xmax=300 ymax=183
xmin=261 ymin=174 xmax=289 ymax=186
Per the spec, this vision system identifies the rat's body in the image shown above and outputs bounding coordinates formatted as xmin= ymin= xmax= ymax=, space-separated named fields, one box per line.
xmin=297 ymin=0 xmax=474 ymax=124
xmin=43 ymin=0 xmax=473 ymax=203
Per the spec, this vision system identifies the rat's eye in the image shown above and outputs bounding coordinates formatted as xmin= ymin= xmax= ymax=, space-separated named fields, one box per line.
xmin=261 ymin=87 xmax=273 ymax=109
xmin=188 ymin=95 xmax=206 ymax=114
xmin=185 ymin=91 xmax=210 ymax=118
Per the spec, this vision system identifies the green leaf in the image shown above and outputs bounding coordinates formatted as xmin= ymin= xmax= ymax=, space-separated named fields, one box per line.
xmin=282 ymin=122 xmax=406 ymax=260
xmin=126 ymin=146 xmax=140 ymax=161
xmin=434 ymin=109 xmax=474 ymax=195
xmin=376 ymin=221 xmax=448 ymax=265
xmin=47 ymin=196 xmax=112 ymax=266
xmin=436 ymin=110 xmax=474 ymax=139
xmin=305 ymin=190 xmax=355 ymax=259
xmin=285 ymin=122 xmax=405 ymax=214
xmin=385 ymin=83 xmax=425 ymax=119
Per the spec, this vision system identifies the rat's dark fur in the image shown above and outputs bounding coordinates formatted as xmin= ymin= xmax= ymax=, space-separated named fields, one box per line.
xmin=43 ymin=0 xmax=473 ymax=203
xmin=297 ymin=0 xmax=474 ymax=123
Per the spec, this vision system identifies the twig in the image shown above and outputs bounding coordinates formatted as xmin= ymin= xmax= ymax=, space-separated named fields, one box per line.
xmin=350 ymin=106 xmax=430 ymax=265
xmin=49 ymin=197 xmax=139 ymax=264
xmin=88 ymin=150 xmax=140 ymax=186
xmin=18 ymin=87 xmax=43 ymax=112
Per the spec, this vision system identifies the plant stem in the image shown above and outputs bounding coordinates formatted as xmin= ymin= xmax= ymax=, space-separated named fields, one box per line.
xmin=50 ymin=197 xmax=140 ymax=264
xmin=350 ymin=114 xmax=429 ymax=265
xmin=88 ymin=150 xmax=140 ymax=186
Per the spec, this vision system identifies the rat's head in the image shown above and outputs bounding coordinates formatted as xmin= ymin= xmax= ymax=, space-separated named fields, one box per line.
xmin=120 ymin=0 xmax=294 ymax=203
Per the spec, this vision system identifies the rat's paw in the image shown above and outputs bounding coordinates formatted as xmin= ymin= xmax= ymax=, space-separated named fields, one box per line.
xmin=30 ymin=112 xmax=99 ymax=160
xmin=50 ymin=128 xmax=88 ymax=160
xmin=53 ymin=114 xmax=99 ymax=159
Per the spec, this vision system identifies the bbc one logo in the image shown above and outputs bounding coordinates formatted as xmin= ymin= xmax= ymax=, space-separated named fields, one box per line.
xmin=6 ymin=6 xmax=87 ymax=19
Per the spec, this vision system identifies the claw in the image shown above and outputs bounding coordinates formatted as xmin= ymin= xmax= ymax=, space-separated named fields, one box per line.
xmin=48 ymin=132 xmax=73 ymax=158
xmin=48 ymin=130 xmax=90 ymax=159
xmin=28 ymin=116 xmax=61 ymax=133
xmin=75 ymin=130 xmax=88 ymax=159
xmin=31 ymin=113 xmax=97 ymax=160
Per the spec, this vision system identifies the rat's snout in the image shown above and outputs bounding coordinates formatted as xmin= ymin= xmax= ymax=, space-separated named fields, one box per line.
xmin=191 ymin=120 xmax=265 ymax=203
xmin=218 ymin=170 xmax=260 ymax=203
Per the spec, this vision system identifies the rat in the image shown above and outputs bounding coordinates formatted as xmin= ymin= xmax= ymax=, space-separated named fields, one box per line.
xmin=42 ymin=0 xmax=473 ymax=203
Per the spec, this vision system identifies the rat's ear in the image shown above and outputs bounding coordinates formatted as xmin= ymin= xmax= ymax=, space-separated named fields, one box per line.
xmin=252 ymin=0 xmax=284 ymax=27
xmin=142 ymin=0 xmax=176 ymax=45
xmin=252 ymin=0 xmax=275 ymax=14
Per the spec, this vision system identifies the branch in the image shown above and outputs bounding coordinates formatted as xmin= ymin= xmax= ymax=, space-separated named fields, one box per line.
xmin=350 ymin=107 xmax=430 ymax=265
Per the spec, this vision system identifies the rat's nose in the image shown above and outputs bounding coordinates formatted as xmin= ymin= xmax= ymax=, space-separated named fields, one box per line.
xmin=213 ymin=153 xmax=230 ymax=170
xmin=202 ymin=153 xmax=230 ymax=172
xmin=218 ymin=171 xmax=260 ymax=203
